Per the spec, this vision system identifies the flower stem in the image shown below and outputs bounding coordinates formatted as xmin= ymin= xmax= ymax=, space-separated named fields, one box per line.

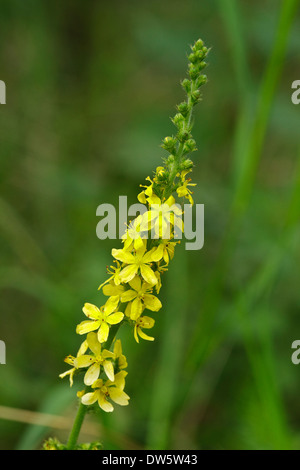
xmin=66 ymin=401 xmax=87 ymax=450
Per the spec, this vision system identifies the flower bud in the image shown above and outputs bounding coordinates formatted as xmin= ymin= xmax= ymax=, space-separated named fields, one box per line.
xmin=181 ymin=78 xmax=191 ymax=93
xmin=180 ymin=158 xmax=194 ymax=170
xmin=167 ymin=154 xmax=175 ymax=164
xmin=196 ymin=74 xmax=207 ymax=87
xmin=191 ymin=90 xmax=201 ymax=104
xmin=192 ymin=39 xmax=204 ymax=51
xmin=177 ymin=129 xmax=190 ymax=143
xmin=177 ymin=101 xmax=189 ymax=117
xmin=161 ymin=136 xmax=176 ymax=152
xmin=188 ymin=64 xmax=199 ymax=80
xmin=172 ymin=113 xmax=185 ymax=128
xmin=183 ymin=140 xmax=197 ymax=154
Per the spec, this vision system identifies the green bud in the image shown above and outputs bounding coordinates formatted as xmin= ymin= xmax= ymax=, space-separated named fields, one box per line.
xmin=181 ymin=78 xmax=191 ymax=93
xmin=177 ymin=101 xmax=190 ymax=117
xmin=191 ymin=90 xmax=201 ymax=104
xmin=161 ymin=136 xmax=176 ymax=152
xmin=183 ymin=139 xmax=197 ymax=154
xmin=188 ymin=64 xmax=199 ymax=80
xmin=77 ymin=442 xmax=103 ymax=450
xmin=192 ymin=39 xmax=204 ymax=51
xmin=188 ymin=53 xmax=197 ymax=64
xmin=167 ymin=154 xmax=175 ymax=164
xmin=191 ymin=50 xmax=205 ymax=63
xmin=172 ymin=113 xmax=185 ymax=128
xmin=180 ymin=158 xmax=194 ymax=170
xmin=196 ymin=74 xmax=207 ymax=87
xmin=43 ymin=438 xmax=66 ymax=450
xmin=177 ymin=129 xmax=190 ymax=143
xmin=198 ymin=61 xmax=207 ymax=71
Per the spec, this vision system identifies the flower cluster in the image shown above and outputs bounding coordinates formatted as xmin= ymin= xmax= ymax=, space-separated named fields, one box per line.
xmin=60 ymin=38 xmax=209 ymax=414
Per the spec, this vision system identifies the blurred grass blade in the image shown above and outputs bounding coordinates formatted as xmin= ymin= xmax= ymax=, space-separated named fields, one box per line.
xmin=231 ymin=0 xmax=300 ymax=217
xmin=187 ymin=0 xmax=299 ymax=372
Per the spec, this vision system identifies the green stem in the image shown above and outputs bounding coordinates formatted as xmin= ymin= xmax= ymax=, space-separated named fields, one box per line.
xmin=66 ymin=401 xmax=87 ymax=450
xmin=163 ymin=84 xmax=196 ymax=201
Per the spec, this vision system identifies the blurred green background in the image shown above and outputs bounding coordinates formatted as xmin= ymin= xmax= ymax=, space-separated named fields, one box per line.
xmin=0 ymin=0 xmax=300 ymax=450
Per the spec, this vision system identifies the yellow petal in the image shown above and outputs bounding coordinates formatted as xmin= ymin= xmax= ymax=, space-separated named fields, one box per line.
xmin=121 ymin=289 xmax=137 ymax=302
xmin=86 ymin=332 xmax=101 ymax=357
xmin=130 ymin=298 xmax=143 ymax=321
xmin=84 ymin=363 xmax=101 ymax=386
xmin=119 ymin=264 xmax=138 ymax=283
xmin=165 ymin=195 xmax=176 ymax=207
xmin=151 ymin=244 xmax=164 ymax=262
xmin=104 ymin=295 xmax=119 ymax=315
xmin=112 ymin=248 xmax=135 ymax=264
xmin=74 ymin=355 xmax=95 ymax=369
xmin=77 ymin=339 xmax=89 ymax=356
xmin=106 ymin=311 xmax=124 ymax=325
xmin=125 ymin=302 xmax=132 ymax=318
xmin=147 ymin=194 xmax=161 ymax=205
xmin=97 ymin=322 xmax=110 ymax=343
xmin=140 ymin=264 xmax=157 ymax=285
xmin=76 ymin=320 xmax=100 ymax=335
xmin=143 ymin=294 xmax=162 ymax=312
xmin=128 ymin=276 xmax=142 ymax=292
xmin=111 ymin=370 xmax=128 ymax=390
xmin=134 ymin=324 xmax=139 ymax=343
xmin=82 ymin=303 xmax=101 ymax=320
xmin=102 ymin=349 xmax=115 ymax=360
xmin=98 ymin=393 xmax=114 ymax=412
xmin=138 ymin=328 xmax=155 ymax=342
xmin=113 ymin=339 xmax=122 ymax=357
xmin=81 ymin=391 xmax=98 ymax=406
xmin=103 ymin=360 xmax=115 ymax=382
xmin=140 ymin=315 xmax=155 ymax=328
xmin=137 ymin=191 xmax=147 ymax=204
xmin=109 ymin=387 xmax=130 ymax=406
xmin=102 ymin=282 xmax=124 ymax=297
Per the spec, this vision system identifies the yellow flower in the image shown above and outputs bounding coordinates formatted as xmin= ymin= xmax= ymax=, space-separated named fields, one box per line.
xmin=81 ymin=371 xmax=130 ymax=412
xmin=76 ymin=296 xmax=124 ymax=343
xmin=137 ymin=177 xmax=154 ymax=204
xmin=102 ymin=279 xmax=125 ymax=300
xmin=73 ymin=332 xmax=115 ymax=385
xmin=158 ymin=239 xmax=178 ymax=264
xmin=98 ymin=261 xmax=123 ymax=290
xmin=142 ymin=195 xmax=183 ymax=239
xmin=59 ymin=339 xmax=88 ymax=387
xmin=121 ymin=214 xmax=148 ymax=251
xmin=134 ymin=315 xmax=155 ymax=343
xmin=121 ymin=275 xmax=162 ymax=320
xmin=112 ymin=241 xmax=163 ymax=285
xmin=176 ymin=170 xmax=196 ymax=205
xmin=137 ymin=167 xmax=165 ymax=205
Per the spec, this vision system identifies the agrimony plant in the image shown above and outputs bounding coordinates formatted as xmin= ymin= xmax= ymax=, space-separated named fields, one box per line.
xmin=45 ymin=38 xmax=209 ymax=450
